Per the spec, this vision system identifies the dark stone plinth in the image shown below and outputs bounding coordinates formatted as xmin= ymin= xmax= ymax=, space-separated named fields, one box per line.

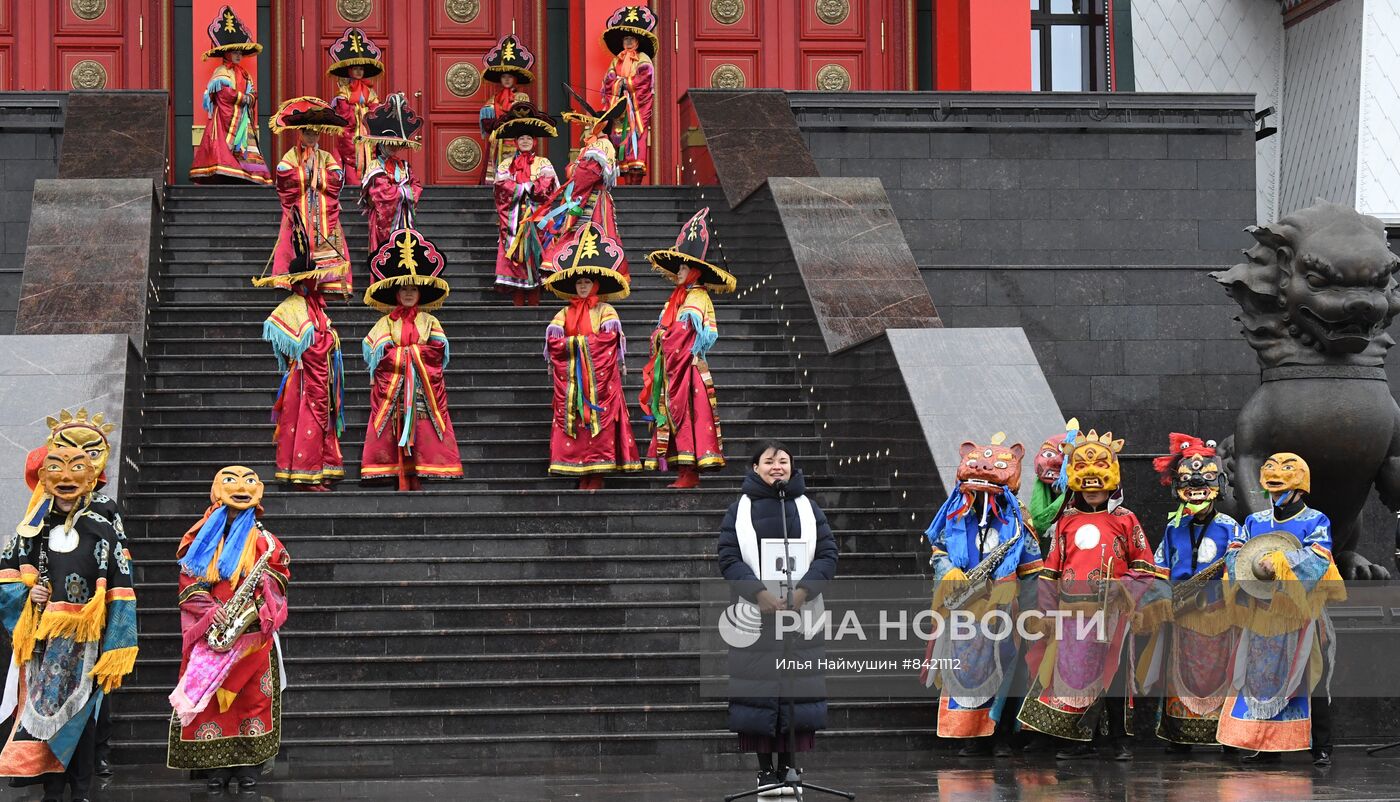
xmin=58 ymin=91 xmax=169 ymax=181
xmin=0 ymin=334 xmax=131 ymax=515
xmin=888 ymin=328 xmax=1064 ymax=495
xmin=0 ymin=92 xmax=65 ymax=334
xmin=768 ymin=176 xmax=939 ymax=352
xmin=684 ymin=90 xmax=819 ymax=209
xmin=80 ymin=749 xmax=1400 ymax=797
xmin=16 ymin=178 xmax=157 ymax=350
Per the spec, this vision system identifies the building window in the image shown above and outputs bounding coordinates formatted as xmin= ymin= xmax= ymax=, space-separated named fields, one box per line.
xmin=1031 ymin=0 xmax=1108 ymax=92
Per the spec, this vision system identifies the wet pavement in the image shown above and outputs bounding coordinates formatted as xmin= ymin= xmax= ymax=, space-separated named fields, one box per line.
xmin=8 ymin=748 xmax=1400 ymax=801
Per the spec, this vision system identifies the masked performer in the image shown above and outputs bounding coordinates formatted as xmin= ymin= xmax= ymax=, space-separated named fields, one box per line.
xmin=640 ymin=208 xmax=735 ymax=489
xmin=0 ymin=442 xmax=138 ymax=802
xmin=260 ymin=229 xmax=346 ymax=491
xmin=1027 ymin=419 xmax=1077 ymax=554
xmin=479 ymin=34 xmax=537 ymax=184
xmin=1217 ymin=453 xmax=1344 ymax=766
xmin=1136 ymin=434 xmax=1239 ymax=750
xmin=536 ymin=97 xmax=628 ymax=276
xmin=922 ymin=434 xmax=1043 ymax=755
xmin=190 ymin=6 xmax=271 ymax=185
xmin=360 ymin=229 xmax=463 ymax=490
xmin=492 ymin=103 xmax=558 ymax=306
xmin=542 ymin=222 xmax=640 ymax=490
xmin=259 ymin=97 xmax=352 ymax=297
xmin=600 ymin=6 xmax=658 ymax=185
xmin=1017 ymin=429 xmax=1167 ymax=761
xmin=167 ymin=466 xmax=289 ymax=792
xmin=359 ymin=94 xmax=424 ymax=256
xmin=327 ymin=27 xmax=383 ymax=186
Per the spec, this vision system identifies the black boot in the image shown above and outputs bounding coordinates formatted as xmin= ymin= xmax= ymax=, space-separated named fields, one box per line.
xmin=1055 ymin=742 xmax=1097 ymax=760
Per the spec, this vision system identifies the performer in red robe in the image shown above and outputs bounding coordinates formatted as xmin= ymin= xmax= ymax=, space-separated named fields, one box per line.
xmin=189 ymin=6 xmax=270 ymax=185
xmin=542 ymin=222 xmax=641 ymax=490
xmin=536 ymin=96 xmax=629 ymax=278
xmin=259 ymin=219 xmax=345 ymax=491
xmin=640 ymin=208 xmax=736 ymax=488
xmin=327 ymin=27 xmax=384 ymax=186
xmin=167 ymin=466 xmax=289 ymax=791
xmin=256 ymin=97 xmax=353 ymax=298
xmin=492 ymin=103 xmax=558 ymax=306
xmin=479 ymin=34 xmax=537 ymax=184
xmin=359 ymin=93 xmax=424 ymax=255
xmin=360 ymin=229 xmax=463 ymax=490
xmin=601 ymin=6 xmax=659 ymax=185
xmin=1018 ymin=429 xmax=1168 ymax=760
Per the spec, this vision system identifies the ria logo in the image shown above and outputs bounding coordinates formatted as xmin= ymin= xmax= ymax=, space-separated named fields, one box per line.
xmin=717 ymin=601 xmax=762 ymax=649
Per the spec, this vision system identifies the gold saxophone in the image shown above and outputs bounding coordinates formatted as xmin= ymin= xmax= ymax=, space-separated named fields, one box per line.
xmin=206 ymin=532 xmax=275 ymax=653
xmin=944 ymin=524 xmax=1024 ymax=610
xmin=1170 ymin=557 xmax=1227 ymax=614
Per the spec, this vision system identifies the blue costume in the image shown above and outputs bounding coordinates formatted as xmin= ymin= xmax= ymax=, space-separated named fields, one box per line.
xmin=1217 ymin=502 xmax=1342 ymax=753
xmin=924 ymin=448 xmax=1043 ymax=742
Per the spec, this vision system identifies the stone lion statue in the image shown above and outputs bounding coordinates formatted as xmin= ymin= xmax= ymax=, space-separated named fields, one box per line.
xmin=1213 ymin=202 xmax=1400 ymax=580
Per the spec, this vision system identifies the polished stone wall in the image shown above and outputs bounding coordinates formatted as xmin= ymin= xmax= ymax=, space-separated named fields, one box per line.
xmin=15 ymin=178 xmax=158 ymax=351
xmin=767 ymin=177 xmax=939 ymax=352
xmin=888 ymin=327 xmax=1065 ymax=497
xmin=787 ymin=91 xmax=1263 ymax=530
xmin=684 ymin=90 xmax=820 ymax=208
xmin=0 ymin=94 xmax=65 ymax=335
xmin=793 ymin=91 xmax=1257 ymax=268
xmin=58 ymin=91 xmax=169 ymax=182
xmin=0 ymin=334 xmax=133 ymax=519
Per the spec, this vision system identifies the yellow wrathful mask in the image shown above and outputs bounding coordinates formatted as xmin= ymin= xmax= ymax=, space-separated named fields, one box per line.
xmin=1061 ymin=429 xmax=1125 ymax=493
xmin=1260 ymin=452 xmax=1310 ymax=495
xmin=46 ymin=408 xmax=115 ymax=482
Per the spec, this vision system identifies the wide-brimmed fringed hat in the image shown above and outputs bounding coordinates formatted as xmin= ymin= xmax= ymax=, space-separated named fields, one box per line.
xmin=270 ymin=96 xmax=350 ymax=135
xmin=647 ymin=208 xmax=737 ymax=293
xmin=203 ymin=5 xmax=262 ymax=60
xmin=602 ymin=6 xmax=659 ymax=58
xmin=365 ymin=228 xmax=451 ymax=312
xmin=494 ymin=100 xmax=558 ymax=140
xmin=543 ymin=222 xmax=630 ymax=301
xmin=327 ymin=27 xmax=385 ymax=79
xmin=358 ymin=93 xmax=422 ymax=149
xmin=483 ymin=34 xmax=537 ymax=84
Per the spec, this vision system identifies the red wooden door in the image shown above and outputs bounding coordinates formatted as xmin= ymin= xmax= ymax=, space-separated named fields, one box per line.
xmin=277 ymin=0 xmax=544 ymax=185
xmin=11 ymin=0 xmax=164 ymax=90
xmin=654 ymin=0 xmax=914 ymax=183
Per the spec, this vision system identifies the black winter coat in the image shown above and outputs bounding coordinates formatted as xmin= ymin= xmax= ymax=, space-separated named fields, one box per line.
xmin=716 ymin=470 xmax=839 ymax=737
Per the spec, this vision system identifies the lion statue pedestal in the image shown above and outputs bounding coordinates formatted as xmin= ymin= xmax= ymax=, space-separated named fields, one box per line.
xmin=1213 ymin=202 xmax=1400 ymax=580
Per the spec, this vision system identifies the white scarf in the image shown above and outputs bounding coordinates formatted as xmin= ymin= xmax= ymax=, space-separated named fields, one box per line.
xmin=735 ymin=493 xmax=825 ymax=637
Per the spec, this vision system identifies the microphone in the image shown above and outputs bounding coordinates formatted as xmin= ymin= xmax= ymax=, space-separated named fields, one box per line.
xmin=772 ymin=479 xmax=787 ymax=498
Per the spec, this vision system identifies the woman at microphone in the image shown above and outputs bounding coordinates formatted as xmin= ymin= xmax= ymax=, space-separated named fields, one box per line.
xmin=717 ymin=441 xmax=839 ymax=795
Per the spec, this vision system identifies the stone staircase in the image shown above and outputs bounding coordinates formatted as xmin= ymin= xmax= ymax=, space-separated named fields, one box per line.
xmin=113 ymin=183 xmax=933 ymax=775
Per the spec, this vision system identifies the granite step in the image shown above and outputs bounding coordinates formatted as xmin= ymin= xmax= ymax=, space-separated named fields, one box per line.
xmin=120 ymin=482 xmax=887 ymax=514
xmin=146 ymin=349 xmax=798 ymax=371
xmin=120 ymin=504 xmax=909 ymax=537
xmin=111 ymin=699 xmax=933 ymax=744
xmin=146 ymin=305 xmax=778 ymax=324
xmin=136 ymin=416 xmax=814 ymax=443
xmin=123 ymin=529 xmax=918 ymax=565
xmin=128 ymin=555 xmax=917 ymax=591
xmin=137 ymin=399 xmax=807 ymax=422
xmin=119 ymin=183 xmax=916 ymax=768
xmin=111 ymin=726 xmax=938 ymax=772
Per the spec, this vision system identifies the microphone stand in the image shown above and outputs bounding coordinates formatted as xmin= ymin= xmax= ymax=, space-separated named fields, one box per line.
xmin=727 ymin=479 xmax=854 ymax=801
